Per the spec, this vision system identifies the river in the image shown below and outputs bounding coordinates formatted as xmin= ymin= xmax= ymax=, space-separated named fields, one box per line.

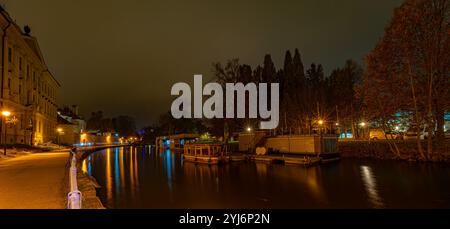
xmin=82 ymin=146 xmax=450 ymax=209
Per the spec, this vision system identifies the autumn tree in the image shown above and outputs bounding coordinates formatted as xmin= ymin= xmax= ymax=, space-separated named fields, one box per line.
xmin=363 ymin=0 xmax=450 ymax=158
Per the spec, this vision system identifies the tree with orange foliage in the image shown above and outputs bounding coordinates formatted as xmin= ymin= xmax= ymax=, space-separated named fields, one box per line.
xmin=363 ymin=0 xmax=449 ymax=159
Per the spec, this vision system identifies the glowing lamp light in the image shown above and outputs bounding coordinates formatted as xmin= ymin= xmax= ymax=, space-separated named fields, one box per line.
xmin=1 ymin=111 xmax=11 ymax=117
xmin=57 ymin=128 xmax=63 ymax=133
xmin=318 ymin=120 xmax=324 ymax=125
xmin=246 ymin=127 xmax=252 ymax=132
xmin=360 ymin=122 xmax=366 ymax=127
xmin=394 ymin=126 xmax=400 ymax=131
xmin=335 ymin=122 xmax=339 ymax=126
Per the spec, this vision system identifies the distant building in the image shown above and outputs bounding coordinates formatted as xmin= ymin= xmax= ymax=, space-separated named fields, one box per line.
xmin=58 ymin=105 xmax=86 ymax=133
xmin=57 ymin=105 xmax=86 ymax=145
xmin=57 ymin=105 xmax=120 ymax=146
xmin=0 ymin=7 xmax=60 ymax=145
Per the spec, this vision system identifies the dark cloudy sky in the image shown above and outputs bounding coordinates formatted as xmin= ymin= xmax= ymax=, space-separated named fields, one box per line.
xmin=0 ymin=0 xmax=402 ymax=128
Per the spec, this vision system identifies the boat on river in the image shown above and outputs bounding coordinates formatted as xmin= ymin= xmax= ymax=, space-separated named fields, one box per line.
xmin=183 ymin=143 xmax=229 ymax=164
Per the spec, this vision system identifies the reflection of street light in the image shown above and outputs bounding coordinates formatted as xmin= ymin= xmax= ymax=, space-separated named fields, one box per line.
xmin=2 ymin=111 xmax=11 ymax=156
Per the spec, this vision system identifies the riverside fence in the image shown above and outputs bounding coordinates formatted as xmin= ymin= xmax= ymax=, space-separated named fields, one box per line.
xmin=67 ymin=148 xmax=82 ymax=209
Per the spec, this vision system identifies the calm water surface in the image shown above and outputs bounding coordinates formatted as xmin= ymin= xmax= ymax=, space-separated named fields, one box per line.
xmin=82 ymin=146 xmax=450 ymax=209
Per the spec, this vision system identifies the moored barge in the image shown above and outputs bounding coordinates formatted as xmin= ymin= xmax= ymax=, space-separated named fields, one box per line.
xmin=183 ymin=143 xmax=229 ymax=164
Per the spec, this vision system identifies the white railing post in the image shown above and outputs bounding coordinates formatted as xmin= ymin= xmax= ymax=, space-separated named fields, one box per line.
xmin=67 ymin=148 xmax=82 ymax=209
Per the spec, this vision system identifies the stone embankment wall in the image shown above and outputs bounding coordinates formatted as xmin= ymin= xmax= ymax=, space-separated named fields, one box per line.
xmin=339 ymin=140 xmax=450 ymax=162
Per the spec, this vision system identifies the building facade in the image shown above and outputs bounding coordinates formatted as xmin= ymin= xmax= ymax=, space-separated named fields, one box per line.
xmin=0 ymin=8 xmax=60 ymax=145
xmin=57 ymin=105 xmax=87 ymax=146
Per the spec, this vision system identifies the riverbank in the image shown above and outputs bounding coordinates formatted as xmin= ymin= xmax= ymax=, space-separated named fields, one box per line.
xmin=75 ymin=154 xmax=105 ymax=209
xmin=339 ymin=140 xmax=450 ymax=162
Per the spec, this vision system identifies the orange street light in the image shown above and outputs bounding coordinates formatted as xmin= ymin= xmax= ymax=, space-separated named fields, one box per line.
xmin=56 ymin=128 xmax=63 ymax=146
xmin=318 ymin=120 xmax=324 ymax=125
xmin=1 ymin=111 xmax=11 ymax=117
xmin=1 ymin=110 xmax=11 ymax=156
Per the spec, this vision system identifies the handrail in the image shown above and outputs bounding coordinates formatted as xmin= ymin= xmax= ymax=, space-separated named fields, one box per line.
xmin=67 ymin=148 xmax=82 ymax=209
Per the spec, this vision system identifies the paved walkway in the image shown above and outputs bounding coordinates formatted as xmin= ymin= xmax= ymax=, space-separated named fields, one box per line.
xmin=0 ymin=151 xmax=70 ymax=209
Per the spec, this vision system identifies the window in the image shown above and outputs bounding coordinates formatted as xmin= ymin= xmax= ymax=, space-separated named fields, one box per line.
xmin=19 ymin=84 xmax=21 ymax=94
xmin=8 ymin=48 xmax=12 ymax=63
xmin=8 ymin=78 xmax=10 ymax=89
xmin=19 ymin=57 xmax=22 ymax=70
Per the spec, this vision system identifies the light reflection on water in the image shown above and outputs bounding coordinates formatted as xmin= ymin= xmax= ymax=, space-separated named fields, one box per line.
xmin=360 ymin=165 xmax=384 ymax=208
xmin=83 ymin=146 xmax=450 ymax=209
xmin=106 ymin=148 xmax=112 ymax=201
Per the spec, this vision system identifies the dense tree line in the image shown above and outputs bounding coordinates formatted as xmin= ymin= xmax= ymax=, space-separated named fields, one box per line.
xmin=86 ymin=111 xmax=137 ymax=137
xmin=142 ymin=50 xmax=363 ymax=144
xmin=211 ymin=49 xmax=363 ymax=140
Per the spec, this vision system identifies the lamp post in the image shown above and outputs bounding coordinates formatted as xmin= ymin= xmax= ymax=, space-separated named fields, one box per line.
xmin=359 ymin=121 xmax=367 ymax=139
xmin=318 ymin=119 xmax=324 ymax=134
xmin=2 ymin=111 xmax=11 ymax=156
xmin=57 ymin=128 xmax=63 ymax=146
xmin=246 ymin=126 xmax=253 ymax=153
xmin=316 ymin=119 xmax=326 ymax=156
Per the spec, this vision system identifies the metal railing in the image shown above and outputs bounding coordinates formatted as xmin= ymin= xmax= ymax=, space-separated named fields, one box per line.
xmin=67 ymin=148 xmax=82 ymax=209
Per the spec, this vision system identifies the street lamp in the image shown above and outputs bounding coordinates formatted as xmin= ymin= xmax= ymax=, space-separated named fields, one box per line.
xmin=57 ymin=128 xmax=63 ymax=146
xmin=2 ymin=111 xmax=11 ymax=156
xmin=246 ymin=127 xmax=252 ymax=132
xmin=317 ymin=119 xmax=325 ymax=135
xmin=359 ymin=122 xmax=368 ymax=139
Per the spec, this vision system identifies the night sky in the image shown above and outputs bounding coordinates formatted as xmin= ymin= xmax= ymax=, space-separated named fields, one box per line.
xmin=0 ymin=0 xmax=402 ymax=128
